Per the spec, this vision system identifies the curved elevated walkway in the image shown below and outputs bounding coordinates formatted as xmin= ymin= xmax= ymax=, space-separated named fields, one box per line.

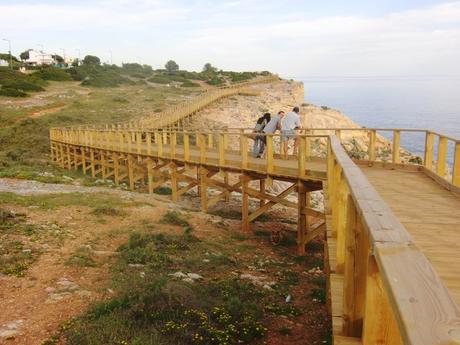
xmin=50 ymin=78 xmax=460 ymax=344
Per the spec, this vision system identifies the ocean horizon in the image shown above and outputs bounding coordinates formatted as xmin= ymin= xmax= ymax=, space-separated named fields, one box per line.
xmin=297 ymin=76 xmax=460 ymax=162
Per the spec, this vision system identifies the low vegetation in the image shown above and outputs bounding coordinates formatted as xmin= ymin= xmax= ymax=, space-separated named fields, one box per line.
xmin=44 ymin=222 xmax=330 ymax=345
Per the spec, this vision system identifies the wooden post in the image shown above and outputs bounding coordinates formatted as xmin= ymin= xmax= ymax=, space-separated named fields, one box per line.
xmin=241 ymin=174 xmax=250 ymax=232
xmin=199 ymin=167 xmax=208 ymax=212
xmin=368 ymin=129 xmax=376 ymax=163
xmin=171 ymin=162 xmax=178 ymax=202
xmin=266 ymin=134 xmax=274 ymax=174
xmin=259 ymin=179 xmax=266 ymax=208
xmin=453 ymin=142 xmax=460 ymax=187
xmin=81 ymin=148 xmax=86 ymax=174
xmin=184 ymin=132 xmax=190 ymax=161
xmin=241 ymin=134 xmax=248 ymax=168
xmin=90 ymin=148 xmax=95 ymax=177
xmin=424 ymin=131 xmax=434 ymax=170
xmin=298 ymin=136 xmax=306 ymax=177
xmin=437 ymin=136 xmax=448 ymax=178
xmin=335 ymin=174 xmax=348 ymax=273
xmin=362 ymin=257 xmax=403 ymax=345
xmin=146 ymin=158 xmax=154 ymax=194
xmin=171 ymin=132 xmax=177 ymax=159
xmin=66 ymin=145 xmax=72 ymax=170
xmin=219 ymin=133 xmax=225 ymax=166
xmin=113 ymin=153 xmax=120 ymax=185
xmin=392 ymin=130 xmax=401 ymax=164
xmin=127 ymin=154 xmax=134 ymax=191
xmin=342 ymin=198 xmax=369 ymax=336
xmin=146 ymin=132 xmax=152 ymax=156
xmin=199 ymin=133 xmax=206 ymax=164
xmin=207 ymin=133 xmax=213 ymax=149
xmin=101 ymin=151 xmax=107 ymax=179
xmin=297 ymin=181 xmax=308 ymax=255
xmin=157 ymin=132 xmax=163 ymax=158
xmin=224 ymin=172 xmax=230 ymax=202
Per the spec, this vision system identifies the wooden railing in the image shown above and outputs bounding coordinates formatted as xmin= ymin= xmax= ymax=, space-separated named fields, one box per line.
xmin=60 ymin=75 xmax=279 ymax=131
xmin=49 ymin=127 xmax=327 ymax=179
xmin=327 ymin=135 xmax=460 ymax=344
xmin=220 ymin=127 xmax=460 ymax=188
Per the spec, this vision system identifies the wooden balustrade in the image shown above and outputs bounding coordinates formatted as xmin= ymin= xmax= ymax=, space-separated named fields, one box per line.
xmin=328 ymin=135 xmax=460 ymax=344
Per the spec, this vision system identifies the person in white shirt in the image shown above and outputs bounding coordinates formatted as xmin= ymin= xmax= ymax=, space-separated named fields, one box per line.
xmin=281 ymin=106 xmax=301 ymax=155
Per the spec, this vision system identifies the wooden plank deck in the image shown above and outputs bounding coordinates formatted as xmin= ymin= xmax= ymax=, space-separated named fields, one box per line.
xmin=361 ymin=166 xmax=460 ymax=304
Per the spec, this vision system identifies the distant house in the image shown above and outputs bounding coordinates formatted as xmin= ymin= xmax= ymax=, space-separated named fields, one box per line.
xmin=22 ymin=49 xmax=56 ymax=66
xmin=0 ymin=59 xmax=8 ymax=67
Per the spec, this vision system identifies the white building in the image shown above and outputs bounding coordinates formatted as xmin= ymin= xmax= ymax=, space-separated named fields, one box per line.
xmin=23 ymin=49 xmax=55 ymax=66
xmin=0 ymin=59 xmax=8 ymax=67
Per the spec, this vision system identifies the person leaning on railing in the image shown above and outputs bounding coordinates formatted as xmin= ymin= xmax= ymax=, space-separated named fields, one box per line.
xmin=281 ymin=106 xmax=302 ymax=155
xmin=259 ymin=110 xmax=285 ymax=158
xmin=251 ymin=113 xmax=271 ymax=158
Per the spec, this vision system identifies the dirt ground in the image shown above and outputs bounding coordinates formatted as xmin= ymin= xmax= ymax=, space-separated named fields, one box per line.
xmin=0 ymin=179 xmax=329 ymax=345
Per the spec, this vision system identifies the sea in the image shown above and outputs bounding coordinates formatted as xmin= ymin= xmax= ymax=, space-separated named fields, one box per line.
xmin=299 ymin=76 xmax=460 ymax=163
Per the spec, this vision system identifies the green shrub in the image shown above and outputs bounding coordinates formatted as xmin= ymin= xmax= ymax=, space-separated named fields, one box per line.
xmin=34 ymin=67 xmax=72 ymax=81
xmin=181 ymin=80 xmax=200 ymax=87
xmin=0 ymin=88 xmax=27 ymax=97
xmin=206 ymin=76 xmax=224 ymax=86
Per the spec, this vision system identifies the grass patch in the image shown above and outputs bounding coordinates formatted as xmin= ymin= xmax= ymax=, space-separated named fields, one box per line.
xmin=91 ymin=206 xmax=127 ymax=217
xmin=0 ymin=192 xmax=129 ymax=210
xmin=160 ymin=211 xmax=191 ymax=230
xmin=0 ymin=239 xmax=38 ymax=277
xmin=66 ymin=246 xmax=97 ymax=267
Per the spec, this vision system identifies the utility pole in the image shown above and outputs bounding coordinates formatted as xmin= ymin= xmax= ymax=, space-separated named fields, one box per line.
xmin=2 ymin=38 xmax=12 ymax=69
xmin=76 ymin=48 xmax=81 ymax=65
xmin=110 ymin=50 xmax=113 ymax=65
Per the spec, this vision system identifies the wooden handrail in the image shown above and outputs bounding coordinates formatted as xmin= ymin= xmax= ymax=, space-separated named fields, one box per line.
xmin=328 ymin=135 xmax=460 ymax=344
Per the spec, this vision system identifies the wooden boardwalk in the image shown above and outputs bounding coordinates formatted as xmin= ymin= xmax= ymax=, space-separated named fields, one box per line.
xmin=50 ymin=78 xmax=460 ymax=344
xmin=361 ymin=166 xmax=460 ymax=304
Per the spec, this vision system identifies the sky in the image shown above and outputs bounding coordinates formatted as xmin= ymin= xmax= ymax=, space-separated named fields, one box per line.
xmin=1 ymin=0 xmax=460 ymax=77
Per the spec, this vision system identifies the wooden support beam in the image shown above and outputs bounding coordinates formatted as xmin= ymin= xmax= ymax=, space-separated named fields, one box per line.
xmin=362 ymin=257 xmax=403 ymax=345
xmin=127 ymin=154 xmax=134 ymax=190
xmin=392 ymin=130 xmax=401 ymax=164
xmin=424 ymin=131 xmax=434 ymax=170
xmin=248 ymin=183 xmax=297 ymax=222
xmin=241 ymin=174 xmax=251 ymax=232
xmin=81 ymin=148 xmax=87 ymax=174
xmin=170 ymin=162 xmax=178 ymax=202
xmin=336 ymin=174 xmax=348 ymax=274
xmin=259 ymin=179 xmax=266 ymax=208
xmin=146 ymin=158 xmax=153 ymax=193
xmin=368 ymin=129 xmax=376 ymax=163
xmin=199 ymin=167 xmax=209 ymax=212
xmin=437 ymin=136 xmax=448 ymax=178
xmin=342 ymin=197 xmax=369 ymax=337
xmin=90 ymin=148 xmax=95 ymax=177
xmin=454 ymin=142 xmax=460 ymax=187
xmin=297 ymin=181 xmax=308 ymax=255
xmin=113 ymin=153 xmax=120 ymax=185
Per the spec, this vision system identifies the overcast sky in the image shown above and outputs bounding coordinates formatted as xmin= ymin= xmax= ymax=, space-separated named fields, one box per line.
xmin=1 ymin=0 xmax=460 ymax=77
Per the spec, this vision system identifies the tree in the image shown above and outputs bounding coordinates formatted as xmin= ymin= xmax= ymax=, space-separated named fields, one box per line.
xmin=203 ymin=63 xmax=217 ymax=73
xmin=20 ymin=50 xmax=30 ymax=61
xmin=165 ymin=60 xmax=179 ymax=74
xmin=83 ymin=55 xmax=101 ymax=65
xmin=71 ymin=59 xmax=80 ymax=67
